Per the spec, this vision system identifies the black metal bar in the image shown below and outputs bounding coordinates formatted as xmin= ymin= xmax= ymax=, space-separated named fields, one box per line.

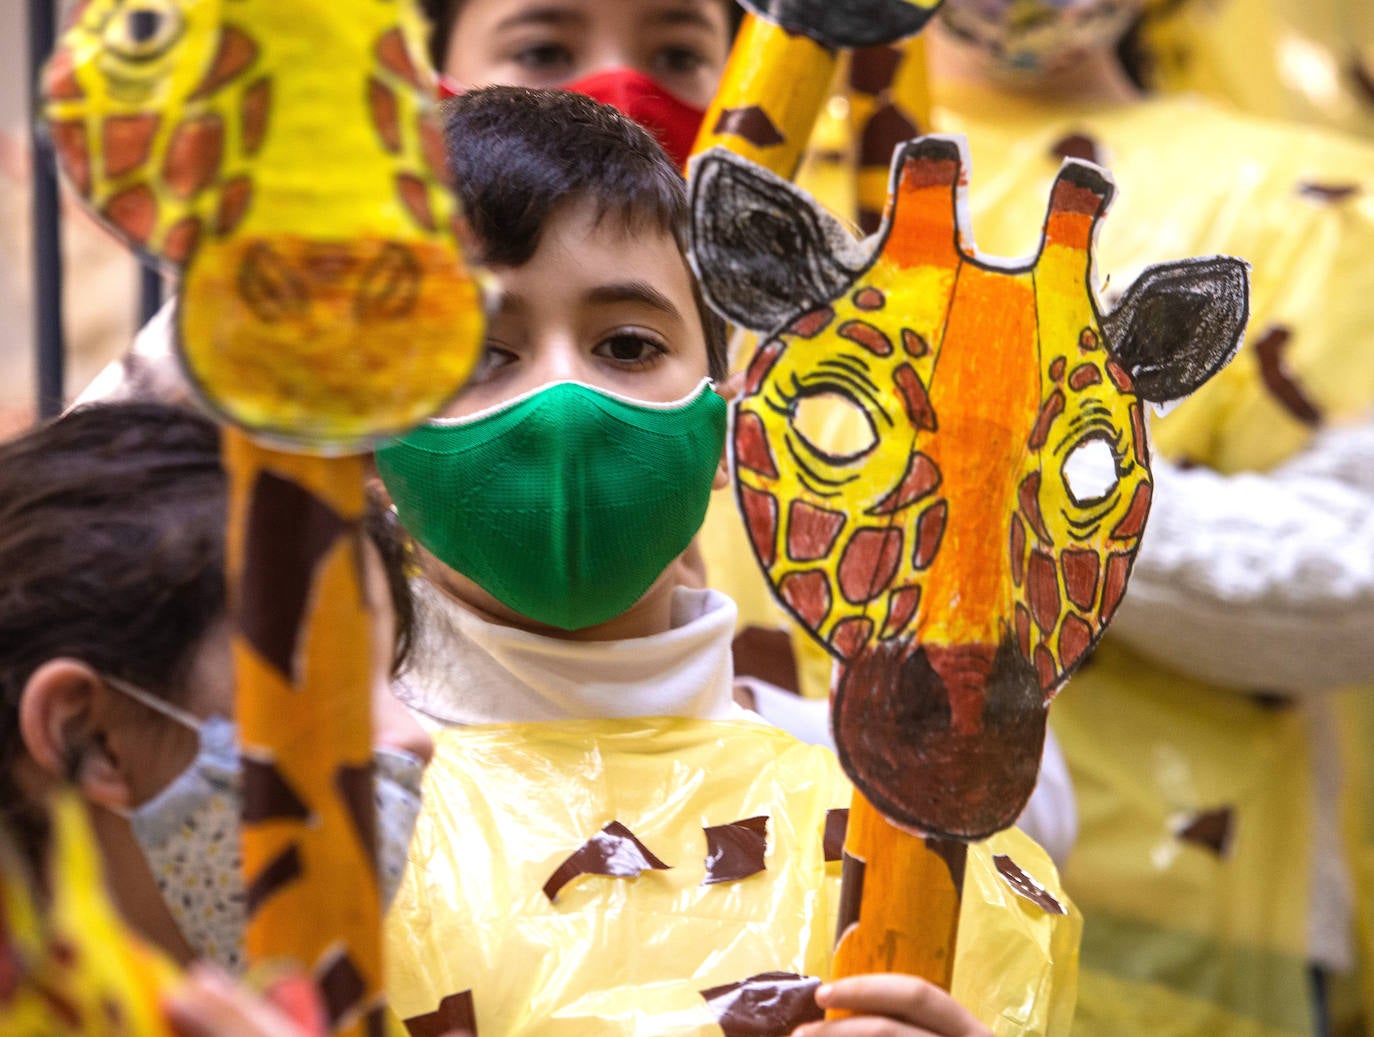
xmin=138 ymin=263 xmax=164 ymax=327
xmin=28 ymin=0 xmax=64 ymax=419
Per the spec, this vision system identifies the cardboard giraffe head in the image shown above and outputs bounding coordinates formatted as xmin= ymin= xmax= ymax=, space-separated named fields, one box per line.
xmin=43 ymin=0 xmax=485 ymax=450
xmin=690 ymin=137 xmax=1248 ymax=838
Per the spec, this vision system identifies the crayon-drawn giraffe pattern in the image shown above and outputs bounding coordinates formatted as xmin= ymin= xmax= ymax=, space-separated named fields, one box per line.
xmin=691 ymin=136 xmax=1247 ymax=839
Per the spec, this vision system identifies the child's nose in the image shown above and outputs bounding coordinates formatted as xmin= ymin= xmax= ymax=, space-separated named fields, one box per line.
xmin=528 ymin=333 xmax=589 ymax=386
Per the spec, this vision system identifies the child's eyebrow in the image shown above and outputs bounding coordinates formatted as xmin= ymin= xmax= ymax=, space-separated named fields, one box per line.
xmin=585 ymin=281 xmax=684 ymax=321
xmin=493 ymin=5 xmax=585 ymax=33
xmin=644 ymin=5 xmax=721 ymax=32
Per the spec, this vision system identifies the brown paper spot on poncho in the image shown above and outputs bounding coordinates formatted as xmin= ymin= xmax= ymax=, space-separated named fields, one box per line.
xmin=405 ymin=991 xmax=478 ymax=1037
xmin=703 ymin=816 xmax=769 ymax=885
xmin=1255 ymin=325 xmax=1323 ymax=427
xmin=542 ymin=821 xmax=670 ymax=902
xmin=1174 ymin=807 xmax=1235 ymax=858
xmin=316 ymin=948 xmax=366 ymax=1029
xmin=993 ymin=855 xmax=1066 ymax=915
xmin=700 ymin=972 xmax=823 ymax=1035
xmin=1049 ymin=133 xmax=1103 ymax=166
xmin=1298 ymin=181 xmax=1360 ymax=203
xmin=823 ymin=808 xmax=849 ymax=862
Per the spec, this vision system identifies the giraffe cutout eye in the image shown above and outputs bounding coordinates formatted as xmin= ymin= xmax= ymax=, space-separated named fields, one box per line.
xmin=1061 ymin=437 xmax=1118 ymax=505
xmin=792 ymin=391 xmax=877 ymax=462
xmin=104 ymin=1 xmax=183 ymax=62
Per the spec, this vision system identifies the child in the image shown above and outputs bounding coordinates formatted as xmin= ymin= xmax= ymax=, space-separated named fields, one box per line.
xmin=377 ymin=86 xmax=1077 ymax=1037
xmin=424 ymin=0 xmax=736 ymax=163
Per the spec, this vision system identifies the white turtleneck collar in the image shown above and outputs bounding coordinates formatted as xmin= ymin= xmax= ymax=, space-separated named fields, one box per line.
xmin=394 ymin=578 xmax=750 ymax=727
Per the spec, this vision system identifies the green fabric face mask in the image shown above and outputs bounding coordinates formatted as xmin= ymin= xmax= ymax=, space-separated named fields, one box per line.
xmin=377 ymin=379 xmax=727 ymax=631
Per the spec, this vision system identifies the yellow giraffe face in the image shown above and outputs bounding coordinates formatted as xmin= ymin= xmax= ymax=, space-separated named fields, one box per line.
xmin=43 ymin=0 xmax=486 ymax=451
xmin=690 ymin=139 xmax=1248 ymax=837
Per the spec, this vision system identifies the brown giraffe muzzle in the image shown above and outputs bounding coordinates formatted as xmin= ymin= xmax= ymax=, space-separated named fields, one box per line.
xmin=833 ymin=638 xmax=1045 ymax=838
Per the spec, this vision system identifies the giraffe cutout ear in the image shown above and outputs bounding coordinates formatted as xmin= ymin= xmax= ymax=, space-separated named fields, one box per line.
xmin=1102 ymin=257 xmax=1250 ymax=403
xmin=688 ymin=147 xmax=867 ymax=333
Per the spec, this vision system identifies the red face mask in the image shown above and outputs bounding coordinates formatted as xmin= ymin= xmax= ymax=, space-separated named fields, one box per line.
xmin=562 ymin=67 xmax=708 ymax=168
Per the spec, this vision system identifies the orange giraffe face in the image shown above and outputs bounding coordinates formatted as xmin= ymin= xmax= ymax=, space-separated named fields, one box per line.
xmin=690 ymin=138 xmax=1248 ymax=837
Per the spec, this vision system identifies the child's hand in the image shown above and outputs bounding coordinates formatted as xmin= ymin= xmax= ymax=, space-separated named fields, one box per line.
xmin=791 ymin=974 xmax=994 ymax=1037
xmin=163 ymin=964 xmax=326 ymax=1037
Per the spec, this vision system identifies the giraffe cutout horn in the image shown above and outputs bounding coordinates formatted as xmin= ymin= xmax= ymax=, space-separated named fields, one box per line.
xmin=882 ymin=136 xmax=963 ymax=270
xmin=1042 ymin=161 xmax=1115 ymax=256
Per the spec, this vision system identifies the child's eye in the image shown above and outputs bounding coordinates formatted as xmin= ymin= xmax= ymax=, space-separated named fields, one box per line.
xmin=594 ymin=333 xmax=667 ymax=368
xmin=472 ymin=343 xmax=518 ymax=382
xmin=653 ymin=45 xmax=707 ymax=77
xmin=512 ymin=42 xmax=574 ymax=74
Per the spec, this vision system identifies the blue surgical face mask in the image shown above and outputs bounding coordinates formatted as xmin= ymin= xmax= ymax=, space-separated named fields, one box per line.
xmin=104 ymin=675 xmax=424 ymax=974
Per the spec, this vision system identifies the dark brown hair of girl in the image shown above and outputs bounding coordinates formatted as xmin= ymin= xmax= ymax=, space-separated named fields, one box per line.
xmin=0 ymin=403 xmax=413 ymax=869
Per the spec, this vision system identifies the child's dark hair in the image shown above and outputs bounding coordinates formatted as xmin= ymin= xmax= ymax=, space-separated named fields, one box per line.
xmin=442 ymin=86 xmax=729 ymax=381
xmin=0 ymin=403 xmax=412 ymax=867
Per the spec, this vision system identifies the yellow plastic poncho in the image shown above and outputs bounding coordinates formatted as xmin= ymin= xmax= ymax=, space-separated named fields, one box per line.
xmin=385 ymin=716 xmax=1080 ymax=1036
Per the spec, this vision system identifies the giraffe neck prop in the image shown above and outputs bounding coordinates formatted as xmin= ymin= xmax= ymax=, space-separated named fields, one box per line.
xmin=691 ymin=134 xmax=1248 ymax=840
xmin=43 ymin=4 xmax=485 ymax=1033
xmin=690 ymin=0 xmax=944 ymax=179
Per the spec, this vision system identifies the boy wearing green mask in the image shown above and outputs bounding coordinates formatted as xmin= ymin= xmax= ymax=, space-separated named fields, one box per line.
xmin=377 ymin=86 xmax=1078 ymax=1037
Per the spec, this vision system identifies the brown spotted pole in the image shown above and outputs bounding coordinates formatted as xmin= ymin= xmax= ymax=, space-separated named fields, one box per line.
xmin=690 ymin=1 xmax=944 ymax=179
xmin=846 ymin=39 xmax=934 ymax=235
xmin=41 ymin=4 xmax=484 ymax=1034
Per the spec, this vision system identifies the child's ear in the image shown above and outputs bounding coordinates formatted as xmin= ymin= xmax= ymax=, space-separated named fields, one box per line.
xmin=19 ymin=660 xmax=133 ymax=812
xmin=713 ymin=371 xmax=747 ymax=490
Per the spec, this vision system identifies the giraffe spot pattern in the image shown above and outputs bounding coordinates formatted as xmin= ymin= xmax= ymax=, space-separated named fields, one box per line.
xmin=1068 ymin=363 xmax=1102 ymax=391
xmin=376 ymin=29 xmax=425 ymax=88
xmin=405 ymin=992 xmax=477 ymax=1037
xmin=1105 ymin=359 xmax=1133 ymax=393
xmin=735 ymin=410 xmax=779 ymax=479
xmin=1078 ymin=327 xmax=1099 ymax=352
xmin=240 ymin=77 xmax=272 ymax=157
xmin=894 ymin=363 xmax=937 ymax=431
xmin=853 ymin=287 xmax=885 ymax=311
xmin=786 ymin=500 xmax=846 ymax=561
xmin=103 ymin=184 xmax=158 ymax=246
xmin=1130 ymin=402 xmax=1148 ymax=467
xmin=860 ymin=104 xmax=919 ymax=168
xmin=317 ymin=949 xmax=367 ymax=1029
xmin=901 ymin=328 xmax=929 ymax=358
xmin=830 ymin=617 xmax=874 ymax=660
xmin=871 ymin=451 xmax=941 ymax=515
xmin=1033 ymin=645 xmax=1057 ymax=690
xmin=245 ymin=844 xmax=304 ymax=915
xmin=43 ymin=48 xmax=83 ymax=100
xmin=1009 ymin=514 xmax=1027 ymax=588
xmin=1101 ymin=552 xmax=1132 ymax=622
xmin=848 ymin=44 xmax=903 ymax=95
xmin=102 ymin=113 xmax=159 ymax=179
xmin=739 ymin=485 xmax=779 ymax=568
xmin=242 ymin=758 xmax=312 ymax=823
xmin=1058 ymin=614 xmax=1093 ymax=669
xmin=368 ymin=77 xmax=402 ymax=153
xmin=780 ymin=570 xmax=830 ymax=630
xmin=335 ymin=762 xmax=379 ymax=876
xmin=1028 ymin=389 xmax=1064 ymax=451
xmin=216 ymin=175 xmax=254 ymax=235
xmin=396 ymin=173 xmax=437 ymax=232
xmin=912 ymin=500 xmax=947 ymax=569
xmin=162 ymin=114 xmax=224 ymax=200
xmin=745 ymin=340 xmax=785 ymax=395
xmin=190 ymin=25 xmax=259 ymax=100
xmin=712 ymin=106 xmax=784 ymax=148
xmin=839 ymin=320 xmax=893 ymax=357
xmin=1018 ymin=472 xmax=1051 ymax=545
xmin=837 ymin=527 xmax=905 ymax=605
xmin=881 ymin=585 xmax=921 ymax=640
xmin=1061 ymin=549 xmax=1100 ymax=610
xmin=49 ymin=121 xmax=91 ymax=197
xmin=1027 ymin=550 xmax=1060 ymax=634
xmin=1015 ymin=604 xmax=1032 ymax=658
xmin=1109 ymin=480 xmax=1151 ymax=540
xmin=160 ymin=216 xmax=200 ymax=265
xmin=1048 ymin=356 xmax=1065 ymax=383
xmin=789 ymin=306 xmax=835 ymax=339
xmin=419 ymin=117 xmax=449 ymax=184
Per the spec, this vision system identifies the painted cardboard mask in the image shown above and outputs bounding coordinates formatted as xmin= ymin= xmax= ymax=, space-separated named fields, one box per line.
xmin=690 ymin=137 xmax=1248 ymax=838
xmin=43 ymin=0 xmax=486 ymax=450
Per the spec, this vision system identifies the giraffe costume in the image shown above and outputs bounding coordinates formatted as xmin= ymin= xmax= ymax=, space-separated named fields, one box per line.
xmin=42 ymin=1 xmax=484 ymax=1032
xmin=689 ymin=137 xmax=1248 ymax=988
